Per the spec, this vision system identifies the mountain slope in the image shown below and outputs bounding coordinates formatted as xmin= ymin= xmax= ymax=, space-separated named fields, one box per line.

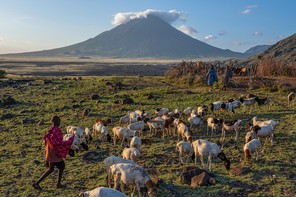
xmin=243 ymin=45 xmax=272 ymax=57
xmin=14 ymin=15 xmax=243 ymax=59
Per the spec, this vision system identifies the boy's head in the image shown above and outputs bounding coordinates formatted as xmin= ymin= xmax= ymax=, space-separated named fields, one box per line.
xmin=51 ymin=115 xmax=61 ymax=126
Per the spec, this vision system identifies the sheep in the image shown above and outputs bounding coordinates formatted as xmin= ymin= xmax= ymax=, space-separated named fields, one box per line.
xmin=207 ymin=117 xmax=223 ymax=137
xmin=127 ymin=121 xmax=145 ymax=136
xmin=244 ymin=139 xmax=261 ymax=160
xmin=239 ymin=97 xmax=256 ymax=113
xmin=188 ymin=115 xmax=203 ymax=133
xmin=255 ymin=97 xmax=272 ymax=109
xmin=66 ymin=126 xmax=88 ymax=142
xmin=221 ymin=119 xmax=242 ymax=141
xmin=122 ymin=147 xmax=142 ymax=162
xmin=251 ymin=116 xmax=279 ymax=130
xmin=93 ymin=122 xmax=111 ymax=142
xmin=197 ymin=105 xmax=208 ymax=117
xmin=103 ymin=156 xmax=136 ymax=172
xmin=130 ymin=136 xmax=142 ymax=151
xmin=288 ymin=92 xmax=295 ymax=108
xmin=146 ymin=119 xmax=165 ymax=137
xmin=108 ymin=163 xmax=157 ymax=197
xmin=79 ymin=187 xmax=128 ymax=197
xmin=251 ymin=125 xmax=275 ymax=143
xmin=155 ymin=107 xmax=169 ymax=117
xmin=113 ymin=126 xmax=138 ymax=146
xmin=176 ymin=120 xmax=192 ymax=142
xmin=192 ymin=139 xmax=230 ymax=171
xmin=63 ymin=134 xmax=89 ymax=155
xmin=176 ymin=141 xmax=194 ymax=163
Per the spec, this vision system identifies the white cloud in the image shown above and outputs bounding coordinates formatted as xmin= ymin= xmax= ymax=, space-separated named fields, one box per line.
xmin=204 ymin=34 xmax=216 ymax=41
xmin=252 ymin=32 xmax=262 ymax=36
xmin=112 ymin=9 xmax=185 ymax=26
xmin=242 ymin=5 xmax=258 ymax=14
xmin=178 ymin=25 xmax=198 ymax=38
xmin=0 ymin=37 xmax=3 ymax=41
xmin=242 ymin=9 xmax=251 ymax=14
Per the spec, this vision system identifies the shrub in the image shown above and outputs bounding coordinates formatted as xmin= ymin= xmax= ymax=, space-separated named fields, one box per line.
xmin=0 ymin=70 xmax=6 ymax=78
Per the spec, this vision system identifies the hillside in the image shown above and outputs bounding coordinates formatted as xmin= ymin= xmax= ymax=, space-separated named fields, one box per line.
xmin=6 ymin=15 xmax=243 ymax=59
xmin=243 ymin=45 xmax=272 ymax=57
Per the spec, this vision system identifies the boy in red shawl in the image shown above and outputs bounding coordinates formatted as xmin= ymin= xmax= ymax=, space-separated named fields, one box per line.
xmin=32 ymin=115 xmax=74 ymax=190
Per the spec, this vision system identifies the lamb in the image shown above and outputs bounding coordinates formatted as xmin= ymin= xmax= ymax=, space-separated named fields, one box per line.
xmin=221 ymin=119 xmax=242 ymax=141
xmin=103 ymin=156 xmax=136 ymax=172
xmin=176 ymin=120 xmax=192 ymax=142
xmin=251 ymin=116 xmax=279 ymax=130
xmin=176 ymin=141 xmax=194 ymax=163
xmin=122 ymin=147 xmax=142 ymax=162
xmin=192 ymin=139 xmax=230 ymax=171
xmin=112 ymin=126 xmax=138 ymax=146
xmin=155 ymin=107 xmax=169 ymax=117
xmin=130 ymin=136 xmax=142 ymax=151
xmin=108 ymin=163 xmax=157 ymax=197
xmin=251 ymin=125 xmax=275 ymax=143
xmin=239 ymin=97 xmax=256 ymax=113
xmin=207 ymin=117 xmax=223 ymax=137
xmin=244 ymin=139 xmax=261 ymax=160
xmin=93 ymin=122 xmax=111 ymax=142
xmin=288 ymin=92 xmax=295 ymax=108
xmin=63 ymin=134 xmax=89 ymax=155
xmin=79 ymin=187 xmax=128 ymax=197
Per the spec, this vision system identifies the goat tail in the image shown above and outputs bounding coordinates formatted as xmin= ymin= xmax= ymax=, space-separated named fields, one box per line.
xmin=244 ymin=149 xmax=251 ymax=159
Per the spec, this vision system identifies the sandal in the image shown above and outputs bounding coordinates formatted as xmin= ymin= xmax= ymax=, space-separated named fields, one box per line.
xmin=32 ymin=183 xmax=42 ymax=191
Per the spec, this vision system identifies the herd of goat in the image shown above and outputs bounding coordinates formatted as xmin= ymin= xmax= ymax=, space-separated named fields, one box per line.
xmin=64 ymin=91 xmax=295 ymax=197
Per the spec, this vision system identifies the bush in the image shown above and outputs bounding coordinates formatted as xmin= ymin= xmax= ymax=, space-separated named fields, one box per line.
xmin=0 ymin=70 xmax=6 ymax=78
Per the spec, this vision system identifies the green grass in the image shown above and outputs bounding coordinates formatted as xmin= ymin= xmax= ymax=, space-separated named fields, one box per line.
xmin=0 ymin=76 xmax=295 ymax=197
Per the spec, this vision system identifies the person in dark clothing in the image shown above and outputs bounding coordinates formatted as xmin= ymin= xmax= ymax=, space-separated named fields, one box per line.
xmin=206 ymin=64 xmax=219 ymax=91
xmin=222 ymin=65 xmax=233 ymax=90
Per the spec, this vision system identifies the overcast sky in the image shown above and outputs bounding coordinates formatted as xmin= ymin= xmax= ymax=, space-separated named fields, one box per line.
xmin=0 ymin=0 xmax=295 ymax=54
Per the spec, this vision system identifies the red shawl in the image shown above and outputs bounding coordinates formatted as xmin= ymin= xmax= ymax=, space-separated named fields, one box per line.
xmin=44 ymin=126 xmax=74 ymax=158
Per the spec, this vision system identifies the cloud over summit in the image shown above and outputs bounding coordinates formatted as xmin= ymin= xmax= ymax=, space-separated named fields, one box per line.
xmin=112 ymin=9 xmax=185 ymax=26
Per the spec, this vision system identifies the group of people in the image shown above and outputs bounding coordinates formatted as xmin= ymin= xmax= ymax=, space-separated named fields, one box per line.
xmin=206 ymin=64 xmax=233 ymax=91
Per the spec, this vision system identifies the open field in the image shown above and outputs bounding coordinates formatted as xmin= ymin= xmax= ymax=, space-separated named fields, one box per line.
xmin=1 ymin=75 xmax=296 ymax=197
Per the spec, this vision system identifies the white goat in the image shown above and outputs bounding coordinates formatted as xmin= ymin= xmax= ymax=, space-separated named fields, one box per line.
xmin=244 ymin=139 xmax=261 ymax=160
xmin=130 ymin=136 xmax=142 ymax=151
xmin=146 ymin=119 xmax=165 ymax=137
xmin=93 ymin=122 xmax=111 ymax=142
xmin=221 ymin=120 xmax=242 ymax=141
xmin=108 ymin=163 xmax=157 ymax=197
xmin=210 ymin=101 xmax=227 ymax=114
xmin=176 ymin=141 xmax=194 ymax=163
xmin=251 ymin=116 xmax=279 ymax=130
xmin=155 ymin=107 xmax=169 ymax=117
xmin=288 ymin=92 xmax=295 ymax=108
xmin=127 ymin=121 xmax=145 ymax=136
xmin=79 ymin=187 xmax=128 ymax=197
xmin=251 ymin=125 xmax=275 ymax=143
xmin=182 ymin=107 xmax=193 ymax=117
xmin=63 ymin=134 xmax=88 ymax=153
xmin=192 ymin=139 xmax=230 ymax=171
xmin=66 ymin=126 xmax=87 ymax=141
xmin=245 ymin=130 xmax=257 ymax=143
xmin=113 ymin=126 xmax=138 ymax=146
xmin=122 ymin=147 xmax=142 ymax=162
xmin=188 ymin=115 xmax=203 ymax=132
xmin=103 ymin=156 xmax=136 ymax=172
xmin=176 ymin=120 xmax=192 ymax=142
xmin=197 ymin=105 xmax=208 ymax=117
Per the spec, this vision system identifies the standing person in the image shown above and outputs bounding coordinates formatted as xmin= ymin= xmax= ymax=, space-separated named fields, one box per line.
xmin=32 ymin=115 xmax=74 ymax=190
xmin=206 ymin=64 xmax=219 ymax=92
xmin=222 ymin=65 xmax=233 ymax=90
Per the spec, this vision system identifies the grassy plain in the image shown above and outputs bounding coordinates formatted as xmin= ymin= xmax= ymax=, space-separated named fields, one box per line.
xmin=0 ymin=75 xmax=295 ymax=197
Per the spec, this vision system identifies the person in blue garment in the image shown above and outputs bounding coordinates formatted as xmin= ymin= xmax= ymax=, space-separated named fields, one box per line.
xmin=206 ymin=64 xmax=219 ymax=91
